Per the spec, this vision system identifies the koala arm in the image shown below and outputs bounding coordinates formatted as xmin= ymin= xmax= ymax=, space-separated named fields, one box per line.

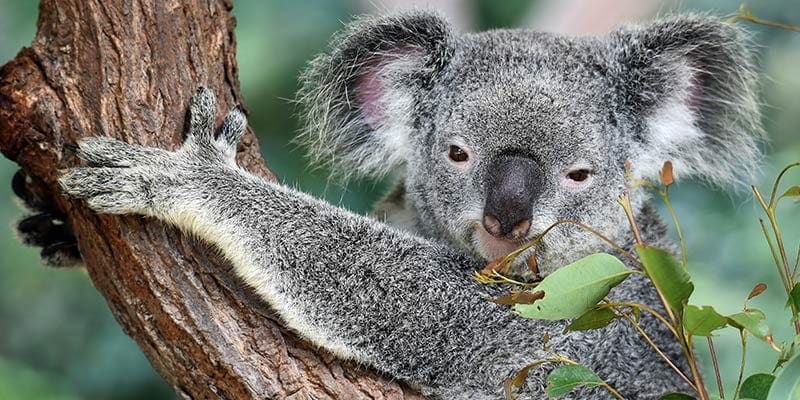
xmin=58 ymin=89 xmax=545 ymax=395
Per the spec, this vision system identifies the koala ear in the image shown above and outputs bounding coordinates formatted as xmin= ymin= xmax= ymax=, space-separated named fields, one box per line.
xmin=610 ymin=15 xmax=763 ymax=186
xmin=298 ymin=12 xmax=452 ymax=180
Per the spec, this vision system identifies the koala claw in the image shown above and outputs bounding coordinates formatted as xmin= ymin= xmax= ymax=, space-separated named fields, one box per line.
xmin=39 ymin=241 xmax=82 ymax=268
xmin=59 ymin=88 xmax=247 ymax=217
xmin=17 ymin=213 xmax=75 ymax=247
xmin=12 ymin=169 xmax=83 ymax=267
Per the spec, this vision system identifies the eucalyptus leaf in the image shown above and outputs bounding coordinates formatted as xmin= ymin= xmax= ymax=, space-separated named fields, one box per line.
xmin=565 ymin=307 xmax=618 ymax=332
xmin=779 ymin=185 xmax=800 ymax=200
xmin=748 ymin=283 xmax=768 ymax=301
xmin=490 ymin=290 xmax=544 ymax=306
xmin=504 ymin=361 xmax=549 ymax=399
xmin=515 ymin=254 xmax=631 ymax=320
xmin=739 ymin=373 xmax=775 ymax=400
xmin=727 ymin=309 xmax=772 ymax=343
xmin=766 ymin=353 xmax=800 ymax=400
xmin=545 ymin=364 xmax=603 ymax=397
xmin=683 ymin=305 xmax=727 ymax=336
xmin=635 ymin=246 xmax=694 ymax=316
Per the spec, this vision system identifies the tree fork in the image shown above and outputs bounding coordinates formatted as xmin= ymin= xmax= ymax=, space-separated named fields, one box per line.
xmin=0 ymin=1 xmax=422 ymax=398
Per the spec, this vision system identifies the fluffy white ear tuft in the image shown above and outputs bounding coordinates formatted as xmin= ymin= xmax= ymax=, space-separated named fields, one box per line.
xmin=298 ymin=12 xmax=452 ymax=181
xmin=612 ymin=15 xmax=763 ymax=187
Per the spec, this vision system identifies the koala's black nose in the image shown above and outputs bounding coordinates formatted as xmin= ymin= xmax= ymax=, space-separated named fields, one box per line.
xmin=483 ymin=154 xmax=542 ymax=241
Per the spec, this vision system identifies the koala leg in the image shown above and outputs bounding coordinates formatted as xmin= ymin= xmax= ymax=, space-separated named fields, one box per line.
xmin=13 ymin=169 xmax=82 ymax=267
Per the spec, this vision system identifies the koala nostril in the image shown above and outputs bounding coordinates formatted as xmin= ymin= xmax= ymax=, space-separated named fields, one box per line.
xmin=509 ymin=219 xmax=531 ymax=241
xmin=483 ymin=214 xmax=502 ymax=237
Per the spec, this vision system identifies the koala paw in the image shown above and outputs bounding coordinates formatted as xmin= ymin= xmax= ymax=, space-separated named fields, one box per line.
xmin=59 ymin=87 xmax=247 ymax=217
xmin=13 ymin=169 xmax=82 ymax=267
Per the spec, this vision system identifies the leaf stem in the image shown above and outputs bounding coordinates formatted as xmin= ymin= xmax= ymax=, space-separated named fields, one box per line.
xmin=754 ymin=182 xmax=800 ymax=334
xmin=660 ymin=187 xmax=688 ymax=267
xmin=603 ymin=301 xmax=680 ymax=340
xmin=601 ymin=382 xmax=626 ymax=400
xmin=728 ymin=6 xmax=800 ymax=32
xmin=767 ymin=162 xmax=800 ymax=207
xmin=706 ymin=337 xmax=724 ymax=399
xmin=733 ymin=331 xmax=747 ymax=400
xmin=617 ymin=312 xmax=697 ymax=392
xmin=759 ymin=219 xmax=790 ymax=292
xmin=768 ymin=211 xmax=793 ymax=294
xmin=618 ymin=194 xmax=644 ymax=246
xmin=497 ymin=219 xmax=643 ymax=271
xmin=681 ymin=331 xmax=709 ymax=400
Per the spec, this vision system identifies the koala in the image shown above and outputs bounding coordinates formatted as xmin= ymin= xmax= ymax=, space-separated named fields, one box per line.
xmin=17 ymin=10 xmax=761 ymax=400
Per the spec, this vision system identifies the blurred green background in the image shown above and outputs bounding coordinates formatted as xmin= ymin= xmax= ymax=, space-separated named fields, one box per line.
xmin=0 ymin=1 xmax=798 ymax=399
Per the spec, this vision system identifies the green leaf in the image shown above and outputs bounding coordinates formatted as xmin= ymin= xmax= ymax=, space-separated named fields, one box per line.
xmin=683 ymin=305 xmax=728 ymax=336
xmin=787 ymin=283 xmax=800 ymax=314
xmin=740 ymin=373 xmax=775 ymax=400
xmin=658 ymin=393 xmax=696 ymax=399
xmin=636 ymin=246 xmax=694 ymax=316
xmin=514 ymin=254 xmax=631 ymax=320
xmin=565 ymin=307 xmax=618 ymax=332
xmin=767 ymin=353 xmax=800 ymax=400
xmin=779 ymin=185 xmax=800 ymax=201
xmin=727 ymin=309 xmax=772 ymax=343
xmin=545 ymin=365 xmax=603 ymax=397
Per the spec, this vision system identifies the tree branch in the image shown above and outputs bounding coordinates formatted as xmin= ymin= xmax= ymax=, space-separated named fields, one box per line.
xmin=0 ymin=1 xmax=423 ymax=398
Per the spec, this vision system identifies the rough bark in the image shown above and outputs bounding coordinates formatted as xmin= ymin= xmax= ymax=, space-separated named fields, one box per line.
xmin=0 ymin=1 xmax=423 ymax=399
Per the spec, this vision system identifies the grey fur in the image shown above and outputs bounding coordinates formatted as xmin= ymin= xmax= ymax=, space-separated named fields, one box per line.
xmin=57 ymin=12 xmax=762 ymax=399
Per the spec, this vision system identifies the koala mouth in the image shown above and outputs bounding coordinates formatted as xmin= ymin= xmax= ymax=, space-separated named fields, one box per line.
xmin=473 ymin=225 xmax=530 ymax=262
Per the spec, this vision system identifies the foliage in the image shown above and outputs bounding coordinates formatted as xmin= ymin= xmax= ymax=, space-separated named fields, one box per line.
xmin=482 ymin=160 xmax=800 ymax=399
xmin=513 ymin=254 xmax=631 ymax=320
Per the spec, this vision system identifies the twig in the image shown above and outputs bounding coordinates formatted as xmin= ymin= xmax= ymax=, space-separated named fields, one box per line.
xmin=602 ymin=301 xmax=680 ymax=340
xmin=728 ymin=6 xmax=800 ymax=32
xmin=491 ymin=218 xmax=643 ymax=272
xmin=683 ymin=332 xmax=710 ymax=400
xmin=617 ymin=312 xmax=696 ymax=392
xmin=758 ymin=219 xmax=789 ymax=292
xmin=754 ymin=183 xmax=800 ymax=334
xmin=767 ymin=163 xmax=800 ymax=207
xmin=733 ymin=331 xmax=748 ymax=400
xmin=618 ymin=194 xmax=644 ymax=246
xmin=660 ymin=188 xmax=688 ymax=267
xmin=707 ymin=337 xmax=724 ymax=399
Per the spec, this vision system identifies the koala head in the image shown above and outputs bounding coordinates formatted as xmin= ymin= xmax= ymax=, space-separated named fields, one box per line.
xmin=299 ymin=12 xmax=761 ymax=274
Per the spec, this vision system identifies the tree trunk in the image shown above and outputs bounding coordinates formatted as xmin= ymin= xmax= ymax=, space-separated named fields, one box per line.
xmin=0 ymin=1 xmax=423 ymax=398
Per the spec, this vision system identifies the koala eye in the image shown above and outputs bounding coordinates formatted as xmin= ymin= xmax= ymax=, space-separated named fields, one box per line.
xmin=448 ymin=145 xmax=469 ymax=163
xmin=566 ymin=169 xmax=591 ymax=182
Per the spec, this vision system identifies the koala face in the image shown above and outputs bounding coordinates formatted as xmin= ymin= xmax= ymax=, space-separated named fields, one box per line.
xmin=300 ymin=12 xmax=760 ymax=274
xmin=405 ymin=33 xmax=632 ymax=269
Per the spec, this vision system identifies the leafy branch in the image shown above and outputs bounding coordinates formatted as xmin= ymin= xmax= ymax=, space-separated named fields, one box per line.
xmin=480 ymin=160 xmax=800 ymax=399
xmin=727 ymin=5 xmax=800 ymax=32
